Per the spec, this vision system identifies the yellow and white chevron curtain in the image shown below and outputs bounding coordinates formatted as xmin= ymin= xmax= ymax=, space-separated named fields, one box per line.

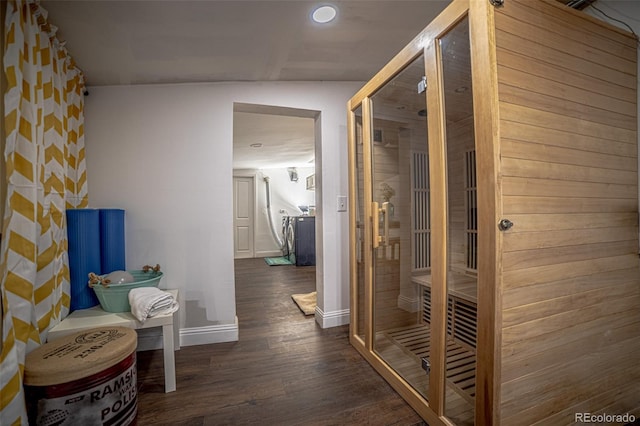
xmin=1 ymin=0 xmax=88 ymax=423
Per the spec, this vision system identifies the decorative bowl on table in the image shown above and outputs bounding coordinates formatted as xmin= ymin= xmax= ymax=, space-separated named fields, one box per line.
xmin=89 ymin=267 xmax=163 ymax=313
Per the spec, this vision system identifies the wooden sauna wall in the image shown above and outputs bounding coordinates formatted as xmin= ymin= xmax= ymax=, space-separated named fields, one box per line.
xmin=494 ymin=0 xmax=640 ymax=424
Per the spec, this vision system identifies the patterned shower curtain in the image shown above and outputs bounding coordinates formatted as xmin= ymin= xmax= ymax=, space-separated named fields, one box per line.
xmin=1 ymin=0 xmax=88 ymax=423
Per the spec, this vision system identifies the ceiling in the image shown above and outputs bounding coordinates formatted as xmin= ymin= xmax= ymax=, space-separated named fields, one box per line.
xmin=42 ymin=1 xmax=451 ymax=86
xmin=233 ymin=109 xmax=316 ymax=170
xmin=40 ymin=0 xmax=451 ymax=170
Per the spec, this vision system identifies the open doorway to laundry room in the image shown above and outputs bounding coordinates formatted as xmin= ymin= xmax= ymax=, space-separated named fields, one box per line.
xmin=232 ymin=103 xmax=320 ymax=320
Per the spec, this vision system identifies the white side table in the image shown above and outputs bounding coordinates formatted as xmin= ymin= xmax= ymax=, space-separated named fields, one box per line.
xmin=48 ymin=289 xmax=179 ymax=392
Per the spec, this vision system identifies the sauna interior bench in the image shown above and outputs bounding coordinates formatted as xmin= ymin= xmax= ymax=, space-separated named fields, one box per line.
xmin=47 ymin=289 xmax=180 ymax=393
xmin=411 ymin=273 xmax=477 ymax=304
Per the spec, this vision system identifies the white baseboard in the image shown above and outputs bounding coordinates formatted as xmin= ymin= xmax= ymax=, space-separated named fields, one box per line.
xmin=315 ymin=306 xmax=350 ymax=328
xmin=136 ymin=318 xmax=239 ymax=351
xmin=180 ymin=318 xmax=239 ymax=347
xmin=398 ymin=294 xmax=420 ymax=313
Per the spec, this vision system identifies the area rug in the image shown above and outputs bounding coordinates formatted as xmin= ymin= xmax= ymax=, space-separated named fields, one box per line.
xmin=291 ymin=291 xmax=316 ymax=315
xmin=264 ymin=256 xmax=292 ymax=266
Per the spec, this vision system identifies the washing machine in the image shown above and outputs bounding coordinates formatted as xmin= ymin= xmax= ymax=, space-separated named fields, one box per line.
xmin=281 ymin=216 xmax=292 ymax=258
xmin=283 ymin=216 xmax=295 ymax=261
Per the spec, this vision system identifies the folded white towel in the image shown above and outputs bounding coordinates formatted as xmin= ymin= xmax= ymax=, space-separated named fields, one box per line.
xmin=129 ymin=287 xmax=179 ymax=323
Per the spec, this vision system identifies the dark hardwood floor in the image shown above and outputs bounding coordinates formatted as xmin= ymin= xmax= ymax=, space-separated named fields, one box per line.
xmin=136 ymin=257 xmax=426 ymax=425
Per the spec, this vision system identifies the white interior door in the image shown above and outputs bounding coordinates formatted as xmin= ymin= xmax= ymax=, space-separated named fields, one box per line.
xmin=233 ymin=176 xmax=254 ymax=259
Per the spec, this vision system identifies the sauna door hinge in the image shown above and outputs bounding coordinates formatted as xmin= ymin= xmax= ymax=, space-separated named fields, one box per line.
xmin=421 ymin=357 xmax=431 ymax=374
xmin=417 ymin=76 xmax=427 ymax=94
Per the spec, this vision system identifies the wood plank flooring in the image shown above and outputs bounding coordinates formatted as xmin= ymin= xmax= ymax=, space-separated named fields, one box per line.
xmin=135 ymin=258 xmax=426 ymax=425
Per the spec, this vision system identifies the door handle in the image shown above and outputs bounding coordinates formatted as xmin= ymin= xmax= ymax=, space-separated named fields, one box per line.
xmin=372 ymin=201 xmax=380 ymax=249
xmin=381 ymin=201 xmax=390 ymax=246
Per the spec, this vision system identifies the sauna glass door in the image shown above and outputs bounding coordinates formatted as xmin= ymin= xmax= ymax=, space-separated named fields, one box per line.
xmin=370 ymin=54 xmax=431 ymax=400
xmin=438 ymin=15 xmax=477 ymax=425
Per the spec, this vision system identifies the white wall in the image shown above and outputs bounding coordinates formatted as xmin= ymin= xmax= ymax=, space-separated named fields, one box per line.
xmin=84 ymin=81 xmax=362 ymax=342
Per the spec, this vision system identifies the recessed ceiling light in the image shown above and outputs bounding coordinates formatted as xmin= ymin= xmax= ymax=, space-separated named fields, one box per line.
xmin=312 ymin=5 xmax=337 ymax=24
xmin=250 ymin=143 xmax=262 ymax=148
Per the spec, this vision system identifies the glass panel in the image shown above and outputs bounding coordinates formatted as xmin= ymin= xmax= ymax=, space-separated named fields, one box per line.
xmin=371 ymin=54 xmax=430 ymax=400
xmin=440 ymin=16 xmax=476 ymax=426
xmin=353 ymin=106 xmax=366 ymax=340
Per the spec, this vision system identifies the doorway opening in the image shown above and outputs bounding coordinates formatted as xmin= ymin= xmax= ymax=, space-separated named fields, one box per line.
xmin=232 ymin=102 xmax=321 ymax=315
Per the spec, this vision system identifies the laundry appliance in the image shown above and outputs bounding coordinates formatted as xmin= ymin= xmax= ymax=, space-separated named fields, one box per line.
xmin=284 ymin=216 xmax=315 ymax=266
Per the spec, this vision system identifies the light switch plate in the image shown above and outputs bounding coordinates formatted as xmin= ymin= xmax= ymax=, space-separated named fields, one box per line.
xmin=337 ymin=195 xmax=347 ymax=212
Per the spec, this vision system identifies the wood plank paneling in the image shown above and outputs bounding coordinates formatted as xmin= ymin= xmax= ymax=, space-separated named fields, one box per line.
xmin=502 ymin=240 xmax=637 ymax=270
xmin=502 ymin=280 xmax=639 ymax=328
xmin=525 ymin=0 xmax=637 ymax=50
xmin=502 ymin=267 xmax=638 ymax=310
xmin=500 ymin=102 xmax=636 ymax=143
xmin=531 ymin=381 xmax=640 ymax=426
xmin=499 ymin=84 xmax=637 ymax=130
xmin=503 ymin=226 xmax=635 ymax=252
xmin=503 ymin=195 xmax=637 ymax=215
xmin=507 ymin=0 xmax=637 ymax=61
xmin=501 ymin=335 xmax=640 ymax=424
xmin=502 ymin=254 xmax=638 ymax=289
xmin=501 ymin=212 xmax=637 ymax=232
xmin=497 ymin=49 xmax=636 ymax=104
xmin=502 ymin=157 xmax=637 ymax=184
xmin=496 ymin=29 xmax=637 ymax=90
xmin=502 ymin=135 xmax=638 ymax=170
xmin=502 ymin=319 xmax=640 ymax=384
xmin=495 ymin=0 xmax=639 ymax=423
xmin=499 ymin=65 xmax=636 ymax=118
xmin=501 ymin=121 xmax=638 ymax=157
xmin=501 ymin=307 xmax=640 ymax=366
xmin=496 ymin=5 xmax=636 ymax=76
xmin=502 ymin=176 xmax=637 ymax=199
xmin=501 ymin=293 xmax=640 ymax=347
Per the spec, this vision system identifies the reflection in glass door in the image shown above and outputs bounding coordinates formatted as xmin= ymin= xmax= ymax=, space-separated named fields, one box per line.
xmin=370 ymin=54 xmax=432 ymax=400
xmin=352 ymin=106 xmax=366 ymax=341
xmin=440 ymin=16 xmax=476 ymax=426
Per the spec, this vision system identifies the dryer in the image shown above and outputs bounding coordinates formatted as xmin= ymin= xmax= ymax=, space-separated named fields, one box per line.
xmin=290 ymin=216 xmax=315 ymax=266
